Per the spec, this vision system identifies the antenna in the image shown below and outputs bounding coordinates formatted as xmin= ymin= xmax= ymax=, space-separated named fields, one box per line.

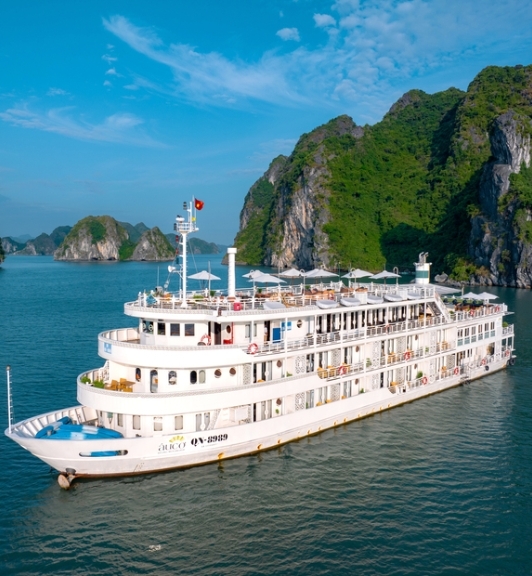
xmin=6 ymin=365 xmax=14 ymax=434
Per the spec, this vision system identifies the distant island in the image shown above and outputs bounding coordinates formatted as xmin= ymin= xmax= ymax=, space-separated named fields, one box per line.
xmin=1 ymin=217 xmax=223 ymax=262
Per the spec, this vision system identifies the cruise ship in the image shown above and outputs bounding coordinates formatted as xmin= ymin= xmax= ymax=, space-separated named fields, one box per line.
xmin=5 ymin=201 xmax=516 ymax=488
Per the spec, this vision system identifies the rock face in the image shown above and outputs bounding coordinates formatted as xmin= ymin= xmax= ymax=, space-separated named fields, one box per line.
xmin=468 ymin=111 xmax=532 ymax=286
xmin=130 ymin=227 xmax=174 ymax=261
xmin=234 ymin=115 xmax=364 ymax=268
xmin=55 ymin=216 xmax=127 ymax=261
xmin=55 ymin=216 xmax=175 ymax=261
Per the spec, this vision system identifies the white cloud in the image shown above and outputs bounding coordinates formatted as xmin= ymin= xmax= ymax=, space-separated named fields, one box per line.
xmin=124 ymin=84 xmax=139 ymax=90
xmin=276 ymin=27 xmax=300 ymax=42
xmin=314 ymin=13 xmax=337 ymax=27
xmin=103 ymin=80 xmax=112 ymax=87
xmin=103 ymin=15 xmax=304 ymax=106
xmin=102 ymin=54 xmax=117 ymax=64
xmin=101 ymin=4 xmax=532 ymax=120
xmin=105 ymin=67 xmax=118 ymax=76
xmin=47 ymin=88 xmax=68 ymax=97
xmin=0 ymin=103 xmax=162 ymax=147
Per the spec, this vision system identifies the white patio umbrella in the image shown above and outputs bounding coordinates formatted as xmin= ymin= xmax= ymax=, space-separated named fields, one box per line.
xmin=243 ymin=270 xmax=265 ymax=279
xmin=476 ymin=292 xmax=499 ymax=301
xmin=188 ymin=270 xmax=221 ymax=281
xmin=303 ymin=268 xmax=339 ymax=278
xmin=188 ymin=270 xmax=221 ymax=295
xmin=249 ymin=273 xmax=287 ymax=284
xmin=342 ymin=268 xmax=372 ymax=288
xmin=461 ymin=291 xmax=480 ymax=300
xmin=342 ymin=268 xmax=372 ymax=279
xmin=277 ymin=268 xmax=304 ymax=278
xmin=370 ymin=270 xmax=401 ymax=284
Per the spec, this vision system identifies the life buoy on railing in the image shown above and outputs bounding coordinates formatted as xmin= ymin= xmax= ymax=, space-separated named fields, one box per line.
xmin=328 ymin=292 xmax=335 ymax=301
xmin=495 ymin=306 xmax=500 ymax=313
xmin=339 ymin=365 xmax=348 ymax=375
xmin=404 ymin=351 xmax=411 ymax=361
xmin=247 ymin=343 xmax=259 ymax=355
xmin=481 ymin=358 xmax=486 ymax=366
xmin=200 ymin=334 xmax=212 ymax=346
xmin=454 ymin=367 xmax=460 ymax=375
xmin=469 ymin=310 xmax=475 ymax=317
xmin=505 ymin=349 xmax=510 ymax=357
xmin=422 ymin=376 xmax=428 ymax=385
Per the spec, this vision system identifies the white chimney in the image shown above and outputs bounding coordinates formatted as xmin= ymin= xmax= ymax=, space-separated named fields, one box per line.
xmin=227 ymin=247 xmax=237 ymax=298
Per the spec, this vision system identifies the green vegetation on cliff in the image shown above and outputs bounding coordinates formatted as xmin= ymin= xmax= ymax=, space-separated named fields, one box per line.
xmin=0 ymin=238 xmax=4 ymax=263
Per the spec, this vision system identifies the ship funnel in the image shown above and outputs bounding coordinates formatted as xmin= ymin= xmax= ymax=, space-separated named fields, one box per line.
xmin=414 ymin=252 xmax=431 ymax=285
xmin=227 ymin=248 xmax=237 ymax=298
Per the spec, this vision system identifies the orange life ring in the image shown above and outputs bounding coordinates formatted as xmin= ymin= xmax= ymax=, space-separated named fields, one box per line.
xmin=453 ymin=367 xmax=459 ymax=375
xmin=247 ymin=343 xmax=259 ymax=355
xmin=469 ymin=310 xmax=475 ymax=317
xmin=328 ymin=292 xmax=335 ymax=301
xmin=422 ymin=376 xmax=428 ymax=385
xmin=505 ymin=349 xmax=510 ymax=357
xmin=339 ymin=365 xmax=347 ymax=375
xmin=495 ymin=306 xmax=500 ymax=313
xmin=404 ymin=351 xmax=411 ymax=361
xmin=200 ymin=334 xmax=212 ymax=346
xmin=481 ymin=358 xmax=486 ymax=366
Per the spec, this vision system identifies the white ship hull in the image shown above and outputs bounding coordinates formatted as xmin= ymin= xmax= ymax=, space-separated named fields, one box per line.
xmin=6 ymin=357 xmax=508 ymax=478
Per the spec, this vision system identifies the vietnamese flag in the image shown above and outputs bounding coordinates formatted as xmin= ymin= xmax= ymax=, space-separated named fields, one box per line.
xmin=194 ymin=198 xmax=204 ymax=210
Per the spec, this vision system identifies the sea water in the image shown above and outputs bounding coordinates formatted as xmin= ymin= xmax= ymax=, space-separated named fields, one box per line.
xmin=1 ymin=256 xmax=531 ymax=575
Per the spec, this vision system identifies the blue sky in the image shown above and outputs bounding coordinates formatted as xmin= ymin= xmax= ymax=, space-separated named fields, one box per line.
xmin=1 ymin=0 xmax=532 ymax=244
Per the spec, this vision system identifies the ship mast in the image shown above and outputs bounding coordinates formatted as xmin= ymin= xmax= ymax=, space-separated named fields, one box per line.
xmin=174 ymin=200 xmax=199 ymax=308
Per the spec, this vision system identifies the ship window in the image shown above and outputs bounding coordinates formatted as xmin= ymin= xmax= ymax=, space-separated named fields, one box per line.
xmin=245 ymin=324 xmax=251 ymax=338
xmin=185 ymin=324 xmax=195 ymax=337
xmin=150 ymin=370 xmax=158 ymax=393
xmin=170 ymin=323 xmax=180 ymax=336
xmin=254 ymin=324 xmax=257 ymax=337
xmin=133 ymin=415 xmax=141 ymax=430
xmin=143 ymin=321 xmax=154 ymax=334
xmin=117 ymin=414 xmax=123 ymax=427
xmin=157 ymin=322 xmax=166 ymax=335
xmin=174 ymin=415 xmax=183 ymax=430
xmin=226 ymin=325 xmax=232 ymax=334
xmin=215 ymin=369 xmax=222 ymax=378
xmin=154 ymin=417 xmax=163 ymax=432
xmin=199 ymin=370 xmax=206 ymax=383
xmin=190 ymin=371 xmax=197 ymax=384
xmin=168 ymin=371 xmax=177 ymax=385
xmin=135 ymin=368 xmax=141 ymax=382
xmin=230 ymin=367 xmax=236 ymax=376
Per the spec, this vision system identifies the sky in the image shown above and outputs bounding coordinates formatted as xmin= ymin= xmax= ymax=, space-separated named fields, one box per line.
xmin=1 ymin=0 xmax=532 ymax=244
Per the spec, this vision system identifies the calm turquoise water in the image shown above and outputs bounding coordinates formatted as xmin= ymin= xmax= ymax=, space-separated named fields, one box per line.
xmin=1 ymin=256 xmax=531 ymax=575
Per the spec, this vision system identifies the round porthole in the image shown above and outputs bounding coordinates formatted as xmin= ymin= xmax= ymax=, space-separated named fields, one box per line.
xmin=276 ymin=398 xmax=282 ymax=406
xmin=276 ymin=360 xmax=283 ymax=368
xmin=229 ymin=367 xmax=236 ymax=376
xmin=355 ymin=379 xmax=359 ymax=384
xmin=297 ymin=320 xmax=302 ymax=328
xmin=215 ymin=369 xmax=222 ymax=378
xmin=226 ymin=325 xmax=232 ymax=334
xmin=355 ymin=346 xmax=360 ymax=352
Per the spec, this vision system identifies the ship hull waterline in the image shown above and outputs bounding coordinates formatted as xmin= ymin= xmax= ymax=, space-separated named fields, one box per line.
xmin=5 ymin=360 xmax=508 ymax=479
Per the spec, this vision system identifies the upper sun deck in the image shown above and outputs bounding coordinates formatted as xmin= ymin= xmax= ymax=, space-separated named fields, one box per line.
xmin=124 ymin=281 xmax=443 ymax=319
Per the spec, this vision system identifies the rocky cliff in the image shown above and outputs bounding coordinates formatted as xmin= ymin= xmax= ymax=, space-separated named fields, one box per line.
xmin=55 ymin=216 xmax=128 ymax=261
xmin=130 ymin=227 xmax=174 ymax=261
xmin=234 ymin=64 xmax=532 ymax=285
xmin=54 ymin=216 xmax=175 ymax=261
xmin=468 ymin=110 xmax=532 ymax=286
